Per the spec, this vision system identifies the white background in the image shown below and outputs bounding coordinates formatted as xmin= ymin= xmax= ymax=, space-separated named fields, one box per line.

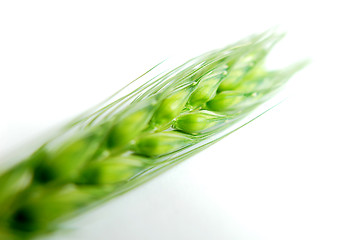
xmin=1 ymin=1 xmax=360 ymax=240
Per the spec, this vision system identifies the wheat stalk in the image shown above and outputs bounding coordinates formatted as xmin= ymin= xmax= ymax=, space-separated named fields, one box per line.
xmin=0 ymin=30 xmax=306 ymax=239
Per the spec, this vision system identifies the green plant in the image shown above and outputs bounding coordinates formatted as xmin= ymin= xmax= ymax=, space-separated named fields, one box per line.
xmin=0 ymin=30 xmax=306 ymax=239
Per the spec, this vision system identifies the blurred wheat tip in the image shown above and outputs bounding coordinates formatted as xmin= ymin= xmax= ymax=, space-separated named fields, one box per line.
xmin=0 ymin=30 xmax=307 ymax=239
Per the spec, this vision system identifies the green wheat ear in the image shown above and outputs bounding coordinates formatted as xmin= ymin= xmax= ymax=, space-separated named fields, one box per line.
xmin=0 ymin=30 xmax=307 ymax=239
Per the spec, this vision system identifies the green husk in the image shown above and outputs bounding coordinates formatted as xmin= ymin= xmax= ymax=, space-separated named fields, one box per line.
xmin=0 ymin=30 xmax=307 ymax=239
